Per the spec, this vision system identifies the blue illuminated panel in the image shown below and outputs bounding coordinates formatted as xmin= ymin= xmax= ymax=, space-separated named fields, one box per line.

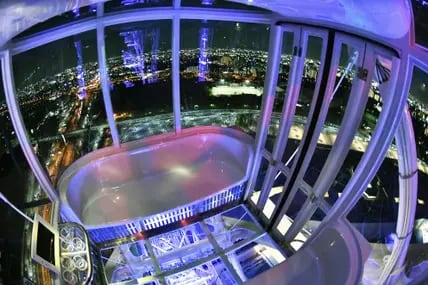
xmin=198 ymin=26 xmax=211 ymax=82
xmin=120 ymin=27 xmax=160 ymax=86
xmin=142 ymin=183 xmax=245 ymax=230
xmin=89 ymin=182 xmax=246 ymax=243
xmin=89 ymin=221 xmax=142 ymax=244
xmin=74 ymin=40 xmax=87 ymax=100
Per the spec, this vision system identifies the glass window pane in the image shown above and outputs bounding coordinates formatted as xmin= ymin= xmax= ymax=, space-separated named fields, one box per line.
xmin=105 ymin=20 xmax=173 ymax=143
xmin=409 ymin=66 xmax=428 ymax=163
xmin=105 ymin=0 xmax=172 ymax=12
xmin=344 ymin=157 xmax=399 ymax=242
xmin=180 ymin=20 xmax=269 ymax=134
xmin=406 ymin=65 xmax=428 ymax=278
xmin=181 ymin=0 xmax=266 ymax=10
xmin=303 ymin=42 xmax=361 ymax=187
xmin=270 ymin=34 xmax=325 ymax=164
xmin=226 ymin=234 xmax=285 ymax=282
xmin=12 ymin=30 xmax=112 ymax=184
xmin=265 ymin=31 xmax=294 ymax=151
xmin=0 ymin=64 xmax=55 ymax=284
xmin=204 ymin=205 xmax=263 ymax=250
xmin=412 ymin=0 xmax=428 ymax=48
xmin=14 ymin=4 xmax=98 ymax=39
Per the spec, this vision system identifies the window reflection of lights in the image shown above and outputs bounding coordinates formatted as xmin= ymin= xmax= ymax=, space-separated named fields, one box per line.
xmin=171 ymin=166 xmax=192 ymax=176
xmin=362 ymin=192 xmax=375 ymax=200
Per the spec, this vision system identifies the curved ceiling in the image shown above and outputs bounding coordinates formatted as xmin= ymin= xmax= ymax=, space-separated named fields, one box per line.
xmin=0 ymin=0 xmax=413 ymax=49
xmin=0 ymin=0 xmax=102 ymax=48
xmin=231 ymin=0 xmax=412 ymax=41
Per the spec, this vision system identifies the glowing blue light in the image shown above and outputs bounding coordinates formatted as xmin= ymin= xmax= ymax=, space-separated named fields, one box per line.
xmin=120 ymin=30 xmax=146 ymax=85
xmin=201 ymin=0 xmax=214 ymax=5
xmin=74 ymin=40 xmax=87 ymax=100
xmin=198 ymin=27 xmax=211 ymax=82
xmin=121 ymin=0 xmax=161 ymax=5
xmin=120 ymin=28 xmax=160 ymax=86
xmin=149 ymin=28 xmax=159 ymax=84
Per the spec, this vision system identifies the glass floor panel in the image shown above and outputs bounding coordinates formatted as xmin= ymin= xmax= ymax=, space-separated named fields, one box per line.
xmin=99 ymin=205 xmax=285 ymax=284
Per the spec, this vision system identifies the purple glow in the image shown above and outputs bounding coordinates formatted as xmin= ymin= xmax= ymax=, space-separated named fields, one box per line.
xmin=201 ymin=0 xmax=214 ymax=5
xmin=198 ymin=27 xmax=211 ymax=82
xmin=121 ymin=0 xmax=160 ymax=5
xmin=149 ymin=28 xmax=159 ymax=84
xmin=74 ymin=40 xmax=87 ymax=100
xmin=120 ymin=30 xmax=146 ymax=85
xmin=120 ymin=28 xmax=160 ymax=85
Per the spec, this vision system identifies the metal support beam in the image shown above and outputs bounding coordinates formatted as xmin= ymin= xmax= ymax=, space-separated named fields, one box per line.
xmin=283 ymin=40 xmax=375 ymax=242
xmin=322 ymin=53 xmax=404 ymax=221
xmin=96 ymin=23 xmax=121 ymax=147
xmin=96 ymin=2 xmax=104 ymax=17
xmin=380 ymin=108 xmax=417 ymax=284
xmin=244 ymin=23 xmax=283 ymax=201
xmin=256 ymin=25 xmax=303 ymax=210
xmin=1 ymin=50 xmax=59 ymax=202
xmin=199 ymin=220 xmax=244 ymax=284
xmin=172 ymin=15 xmax=182 ymax=134
xmin=8 ymin=8 xmax=272 ymax=56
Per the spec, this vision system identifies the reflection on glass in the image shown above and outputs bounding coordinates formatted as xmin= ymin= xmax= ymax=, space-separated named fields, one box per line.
xmin=407 ymin=66 xmax=428 ymax=274
xmin=181 ymin=0 xmax=265 ymax=10
xmin=101 ymin=240 xmax=155 ymax=284
xmin=106 ymin=20 xmax=173 ymax=143
xmin=260 ymin=173 xmax=287 ymax=219
xmin=204 ymin=205 xmax=262 ymax=250
xmin=302 ymin=43 xmax=358 ymax=187
xmin=149 ymin=223 xmax=215 ymax=271
xmin=105 ymin=0 xmax=172 ymax=11
xmin=180 ymin=20 xmax=269 ymax=133
xmin=165 ymin=258 xmax=237 ymax=285
xmin=15 ymin=4 xmax=98 ymax=39
xmin=408 ymin=66 xmax=428 ymax=164
xmin=323 ymin=54 xmax=392 ymax=202
xmin=340 ymin=156 xmax=399 ymax=243
xmin=226 ymin=234 xmax=285 ymax=282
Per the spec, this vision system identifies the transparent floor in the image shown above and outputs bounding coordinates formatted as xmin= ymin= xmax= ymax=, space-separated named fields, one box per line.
xmin=100 ymin=205 xmax=286 ymax=284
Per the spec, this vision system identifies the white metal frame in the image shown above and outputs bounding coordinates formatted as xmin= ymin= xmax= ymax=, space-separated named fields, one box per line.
xmin=254 ymin=24 xmax=303 ymax=210
xmin=96 ymin=22 xmax=121 ymax=147
xmin=283 ymin=34 xmax=378 ymax=242
xmin=244 ymin=23 xmax=283 ymax=201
